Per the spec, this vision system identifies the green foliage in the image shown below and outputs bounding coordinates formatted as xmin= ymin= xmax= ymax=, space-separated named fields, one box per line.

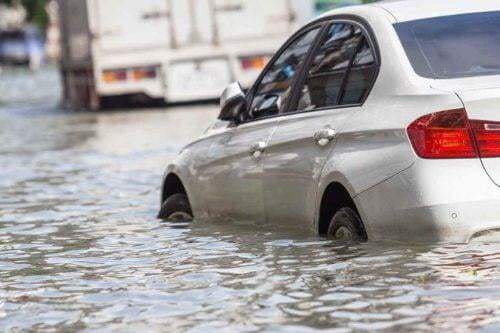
xmin=0 ymin=0 xmax=48 ymax=33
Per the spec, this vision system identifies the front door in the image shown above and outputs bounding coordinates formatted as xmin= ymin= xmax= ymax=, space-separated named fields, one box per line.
xmin=263 ymin=22 xmax=379 ymax=226
xmin=204 ymin=120 xmax=278 ymax=223
xmin=203 ymin=25 xmax=324 ymax=223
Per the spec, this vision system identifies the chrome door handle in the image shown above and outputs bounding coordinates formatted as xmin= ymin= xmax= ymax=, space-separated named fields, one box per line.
xmin=250 ymin=141 xmax=267 ymax=158
xmin=313 ymin=128 xmax=336 ymax=146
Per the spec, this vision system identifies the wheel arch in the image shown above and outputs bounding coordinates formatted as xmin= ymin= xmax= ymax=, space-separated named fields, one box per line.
xmin=161 ymin=172 xmax=188 ymax=204
xmin=317 ymin=181 xmax=365 ymax=236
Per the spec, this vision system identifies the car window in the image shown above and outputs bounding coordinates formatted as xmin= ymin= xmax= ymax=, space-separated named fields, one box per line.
xmin=395 ymin=11 xmax=500 ymax=79
xmin=295 ymin=23 xmax=368 ymax=111
xmin=247 ymin=27 xmax=321 ymax=120
xmin=340 ymin=37 xmax=376 ymax=105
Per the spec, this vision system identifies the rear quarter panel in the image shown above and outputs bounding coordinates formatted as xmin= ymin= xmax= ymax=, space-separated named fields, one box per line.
xmin=313 ymin=6 xmax=467 ymax=234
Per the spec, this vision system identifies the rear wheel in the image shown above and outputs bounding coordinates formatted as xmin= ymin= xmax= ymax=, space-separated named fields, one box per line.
xmin=158 ymin=194 xmax=193 ymax=222
xmin=327 ymin=207 xmax=367 ymax=242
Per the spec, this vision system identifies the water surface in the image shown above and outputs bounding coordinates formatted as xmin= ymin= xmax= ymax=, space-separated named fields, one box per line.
xmin=1 ymin=68 xmax=500 ymax=332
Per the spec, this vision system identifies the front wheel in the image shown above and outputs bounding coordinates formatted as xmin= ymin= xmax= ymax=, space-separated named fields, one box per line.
xmin=158 ymin=194 xmax=193 ymax=222
xmin=327 ymin=207 xmax=367 ymax=242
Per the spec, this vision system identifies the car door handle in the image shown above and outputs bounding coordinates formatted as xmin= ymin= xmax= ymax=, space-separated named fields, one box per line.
xmin=249 ymin=141 xmax=267 ymax=158
xmin=313 ymin=128 xmax=336 ymax=146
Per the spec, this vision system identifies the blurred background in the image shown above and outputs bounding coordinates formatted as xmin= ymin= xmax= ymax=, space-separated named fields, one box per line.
xmin=0 ymin=0 xmax=378 ymax=110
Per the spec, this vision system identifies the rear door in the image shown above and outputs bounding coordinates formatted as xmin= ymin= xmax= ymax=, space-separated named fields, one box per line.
xmin=202 ymin=26 xmax=323 ymax=223
xmin=262 ymin=22 xmax=379 ymax=225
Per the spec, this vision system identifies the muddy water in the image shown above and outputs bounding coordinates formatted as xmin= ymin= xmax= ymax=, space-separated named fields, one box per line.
xmin=1 ymin=68 xmax=500 ymax=332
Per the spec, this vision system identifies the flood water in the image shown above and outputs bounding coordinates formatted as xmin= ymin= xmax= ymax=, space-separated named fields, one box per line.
xmin=1 ymin=68 xmax=500 ymax=332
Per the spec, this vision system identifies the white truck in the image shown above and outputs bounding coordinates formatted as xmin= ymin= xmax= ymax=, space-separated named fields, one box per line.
xmin=59 ymin=0 xmax=315 ymax=110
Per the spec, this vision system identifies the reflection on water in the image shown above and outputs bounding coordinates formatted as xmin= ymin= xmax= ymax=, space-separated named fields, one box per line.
xmin=1 ymin=69 xmax=500 ymax=332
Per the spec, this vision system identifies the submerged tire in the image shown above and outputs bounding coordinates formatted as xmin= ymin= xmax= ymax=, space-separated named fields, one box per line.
xmin=157 ymin=194 xmax=193 ymax=222
xmin=327 ymin=207 xmax=367 ymax=242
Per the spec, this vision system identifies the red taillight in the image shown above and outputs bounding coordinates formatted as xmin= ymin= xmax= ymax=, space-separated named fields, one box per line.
xmin=470 ymin=120 xmax=500 ymax=158
xmin=240 ymin=56 xmax=267 ymax=71
xmin=103 ymin=69 xmax=127 ymax=83
xmin=133 ymin=67 xmax=157 ymax=81
xmin=407 ymin=109 xmax=477 ymax=159
xmin=103 ymin=66 xmax=158 ymax=83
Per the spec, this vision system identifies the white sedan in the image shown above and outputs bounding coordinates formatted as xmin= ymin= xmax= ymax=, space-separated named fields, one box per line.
xmin=159 ymin=0 xmax=500 ymax=243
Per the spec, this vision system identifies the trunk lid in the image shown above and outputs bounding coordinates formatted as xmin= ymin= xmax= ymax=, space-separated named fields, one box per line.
xmin=91 ymin=0 xmax=172 ymax=53
xmin=433 ymin=77 xmax=500 ymax=187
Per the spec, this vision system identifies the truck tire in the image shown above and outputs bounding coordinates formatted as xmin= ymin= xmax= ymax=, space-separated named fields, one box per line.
xmin=327 ymin=207 xmax=367 ymax=242
xmin=158 ymin=194 xmax=193 ymax=222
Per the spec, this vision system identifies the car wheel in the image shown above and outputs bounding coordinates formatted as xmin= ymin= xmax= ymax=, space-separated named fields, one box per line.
xmin=158 ymin=194 xmax=193 ymax=222
xmin=327 ymin=207 xmax=367 ymax=242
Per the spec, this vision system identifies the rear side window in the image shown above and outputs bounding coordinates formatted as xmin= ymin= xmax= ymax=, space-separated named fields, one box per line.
xmin=295 ymin=23 xmax=377 ymax=111
xmin=395 ymin=11 xmax=500 ymax=79
xmin=341 ymin=38 xmax=376 ymax=105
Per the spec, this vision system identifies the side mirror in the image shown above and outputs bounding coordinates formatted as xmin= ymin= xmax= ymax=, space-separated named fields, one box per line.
xmin=219 ymin=82 xmax=247 ymax=122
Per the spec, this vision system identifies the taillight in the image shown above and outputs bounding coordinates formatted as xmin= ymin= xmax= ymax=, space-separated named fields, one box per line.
xmin=103 ymin=69 xmax=127 ymax=83
xmin=240 ymin=56 xmax=267 ymax=71
xmin=133 ymin=67 xmax=157 ymax=81
xmin=103 ymin=66 xmax=158 ymax=83
xmin=470 ymin=120 xmax=500 ymax=158
xmin=408 ymin=109 xmax=500 ymax=159
xmin=407 ymin=109 xmax=477 ymax=159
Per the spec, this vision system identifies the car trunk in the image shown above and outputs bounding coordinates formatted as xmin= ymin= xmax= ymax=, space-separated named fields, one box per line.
xmin=433 ymin=77 xmax=500 ymax=187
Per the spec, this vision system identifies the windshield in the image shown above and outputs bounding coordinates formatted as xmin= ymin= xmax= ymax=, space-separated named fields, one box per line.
xmin=394 ymin=11 xmax=500 ymax=79
xmin=0 ymin=31 xmax=26 ymax=43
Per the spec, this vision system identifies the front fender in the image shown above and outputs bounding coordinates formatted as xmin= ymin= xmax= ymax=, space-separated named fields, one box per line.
xmin=160 ymin=140 xmax=211 ymax=220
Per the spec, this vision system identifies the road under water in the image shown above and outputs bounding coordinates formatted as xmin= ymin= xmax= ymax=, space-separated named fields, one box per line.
xmin=1 ymin=68 xmax=500 ymax=332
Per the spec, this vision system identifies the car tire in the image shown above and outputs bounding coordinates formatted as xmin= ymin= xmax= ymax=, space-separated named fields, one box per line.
xmin=157 ymin=194 xmax=193 ymax=222
xmin=327 ymin=207 xmax=367 ymax=242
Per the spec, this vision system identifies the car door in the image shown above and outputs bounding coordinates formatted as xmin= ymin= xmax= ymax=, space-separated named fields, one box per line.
xmin=262 ymin=21 xmax=379 ymax=226
xmin=202 ymin=26 xmax=324 ymax=223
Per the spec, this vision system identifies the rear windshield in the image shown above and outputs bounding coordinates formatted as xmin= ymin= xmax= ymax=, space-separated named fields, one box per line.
xmin=394 ymin=11 xmax=500 ymax=79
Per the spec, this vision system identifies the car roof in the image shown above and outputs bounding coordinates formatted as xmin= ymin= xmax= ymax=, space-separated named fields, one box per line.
xmin=322 ymin=0 xmax=500 ymax=23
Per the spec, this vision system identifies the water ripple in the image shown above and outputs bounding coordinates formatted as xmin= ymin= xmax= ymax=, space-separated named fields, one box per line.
xmin=1 ymin=69 xmax=500 ymax=332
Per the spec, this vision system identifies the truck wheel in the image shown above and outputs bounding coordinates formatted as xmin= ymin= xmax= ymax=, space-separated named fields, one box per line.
xmin=327 ymin=207 xmax=367 ymax=242
xmin=158 ymin=194 xmax=193 ymax=222
xmin=87 ymin=72 xmax=101 ymax=111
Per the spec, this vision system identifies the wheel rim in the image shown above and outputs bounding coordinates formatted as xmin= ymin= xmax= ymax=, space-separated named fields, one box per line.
xmin=334 ymin=226 xmax=354 ymax=240
xmin=167 ymin=212 xmax=193 ymax=222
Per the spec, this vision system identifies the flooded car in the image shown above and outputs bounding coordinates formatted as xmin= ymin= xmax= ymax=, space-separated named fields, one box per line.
xmin=0 ymin=27 xmax=44 ymax=70
xmin=159 ymin=0 xmax=500 ymax=243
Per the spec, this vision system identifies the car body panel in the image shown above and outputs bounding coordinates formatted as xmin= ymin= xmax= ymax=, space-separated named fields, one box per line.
xmin=455 ymin=88 xmax=500 ymax=187
xmin=163 ymin=138 xmax=212 ymax=221
xmin=263 ymin=107 xmax=358 ymax=227
xmin=199 ymin=118 xmax=280 ymax=223
xmin=372 ymin=0 xmax=500 ymax=23
xmin=160 ymin=1 xmax=500 ymax=243
xmin=431 ymin=80 xmax=500 ymax=188
xmin=356 ymin=158 xmax=500 ymax=242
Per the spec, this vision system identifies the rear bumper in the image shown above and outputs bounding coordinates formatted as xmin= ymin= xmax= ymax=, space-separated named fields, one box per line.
xmin=96 ymin=76 xmax=164 ymax=99
xmin=356 ymin=158 xmax=500 ymax=243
